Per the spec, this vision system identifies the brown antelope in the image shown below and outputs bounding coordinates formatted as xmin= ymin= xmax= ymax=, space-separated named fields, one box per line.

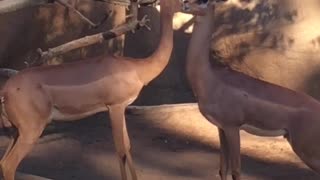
xmin=182 ymin=0 xmax=320 ymax=179
xmin=0 ymin=0 xmax=176 ymax=179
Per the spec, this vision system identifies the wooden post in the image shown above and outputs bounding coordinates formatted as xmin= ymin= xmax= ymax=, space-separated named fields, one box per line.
xmin=107 ymin=4 xmax=126 ymax=56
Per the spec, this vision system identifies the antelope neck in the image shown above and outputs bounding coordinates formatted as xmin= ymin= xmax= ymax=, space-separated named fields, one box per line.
xmin=186 ymin=7 xmax=216 ymax=87
xmin=137 ymin=0 xmax=174 ymax=85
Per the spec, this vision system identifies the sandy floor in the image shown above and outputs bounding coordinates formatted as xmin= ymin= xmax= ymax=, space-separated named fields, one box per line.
xmin=0 ymin=104 xmax=318 ymax=180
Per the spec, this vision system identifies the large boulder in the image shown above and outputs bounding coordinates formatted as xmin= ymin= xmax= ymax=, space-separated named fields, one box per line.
xmin=210 ymin=0 xmax=320 ymax=97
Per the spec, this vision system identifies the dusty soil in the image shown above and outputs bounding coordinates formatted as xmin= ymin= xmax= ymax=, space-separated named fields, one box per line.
xmin=0 ymin=104 xmax=318 ymax=180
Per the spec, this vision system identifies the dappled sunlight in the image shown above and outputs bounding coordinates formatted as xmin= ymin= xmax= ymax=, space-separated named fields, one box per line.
xmin=1 ymin=1 xmax=320 ymax=179
xmin=156 ymin=5 xmax=195 ymax=33
xmin=0 ymin=105 xmax=316 ymax=179
xmin=173 ymin=12 xmax=194 ymax=33
xmin=224 ymin=0 xmax=259 ymax=11
xmin=127 ymin=103 xmax=308 ymax=168
xmin=196 ymin=0 xmax=320 ymax=97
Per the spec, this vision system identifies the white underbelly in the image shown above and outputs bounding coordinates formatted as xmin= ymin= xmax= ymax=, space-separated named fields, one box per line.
xmin=51 ymin=106 xmax=108 ymax=121
xmin=241 ymin=124 xmax=286 ymax=137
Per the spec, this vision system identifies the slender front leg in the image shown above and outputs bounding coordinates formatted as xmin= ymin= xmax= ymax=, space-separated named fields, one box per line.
xmin=108 ymin=105 xmax=137 ymax=180
xmin=224 ymin=127 xmax=241 ymax=180
xmin=218 ymin=128 xmax=229 ymax=180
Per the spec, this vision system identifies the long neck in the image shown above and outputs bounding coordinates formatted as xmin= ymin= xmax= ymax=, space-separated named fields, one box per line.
xmin=186 ymin=7 xmax=215 ymax=86
xmin=137 ymin=0 xmax=174 ymax=85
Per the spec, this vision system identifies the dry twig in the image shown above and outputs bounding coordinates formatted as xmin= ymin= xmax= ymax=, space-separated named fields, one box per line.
xmin=37 ymin=0 xmax=150 ymax=64
xmin=0 ymin=0 xmax=155 ymax=77
xmin=0 ymin=0 xmax=53 ymax=14
xmin=56 ymin=0 xmax=109 ymax=28
xmin=0 ymin=0 xmax=158 ymax=14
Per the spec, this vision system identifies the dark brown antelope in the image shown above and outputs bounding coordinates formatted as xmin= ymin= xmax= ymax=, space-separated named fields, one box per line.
xmin=0 ymin=0 xmax=176 ymax=179
xmin=182 ymin=0 xmax=320 ymax=179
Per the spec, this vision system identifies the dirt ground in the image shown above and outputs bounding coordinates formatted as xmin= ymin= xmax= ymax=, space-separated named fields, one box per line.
xmin=0 ymin=104 xmax=318 ymax=180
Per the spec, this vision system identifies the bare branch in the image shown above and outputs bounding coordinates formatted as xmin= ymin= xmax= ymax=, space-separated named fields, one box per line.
xmin=0 ymin=0 xmax=110 ymax=27
xmin=56 ymin=0 xmax=108 ymax=28
xmin=0 ymin=0 xmax=158 ymax=15
xmin=92 ymin=0 xmax=159 ymax=6
xmin=0 ymin=0 xmax=152 ymax=66
xmin=0 ymin=0 xmax=52 ymax=14
xmin=38 ymin=1 xmax=149 ymax=64
xmin=93 ymin=0 xmax=130 ymax=6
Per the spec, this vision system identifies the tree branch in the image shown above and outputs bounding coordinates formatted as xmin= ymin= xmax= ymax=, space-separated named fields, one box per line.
xmin=0 ymin=0 xmax=153 ymax=66
xmin=37 ymin=0 xmax=150 ymax=65
xmin=0 ymin=0 xmax=53 ymax=14
xmin=0 ymin=0 xmax=158 ymax=15
xmin=93 ymin=0 xmax=158 ymax=6
xmin=56 ymin=0 xmax=109 ymax=28
xmin=0 ymin=0 xmax=109 ymax=28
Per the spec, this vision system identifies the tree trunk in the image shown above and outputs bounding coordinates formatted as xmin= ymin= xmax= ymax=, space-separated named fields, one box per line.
xmin=107 ymin=4 xmax=126 ymax=56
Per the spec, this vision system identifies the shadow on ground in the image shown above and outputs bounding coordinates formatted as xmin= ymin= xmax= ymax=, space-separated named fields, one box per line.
xmin=0 ymin=111 xmax=318 ymax=180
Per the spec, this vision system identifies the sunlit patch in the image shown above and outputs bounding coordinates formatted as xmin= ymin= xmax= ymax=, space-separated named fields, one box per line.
xmin=156 ymin=5 xmax=194 ymax=33
xmin=156 ymin=4 xmax=160 ymax=11
xmin=173 ymin=13 xmax=195 ymax=33
xmin=225 ymin=0 xmax=258 ymax=10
